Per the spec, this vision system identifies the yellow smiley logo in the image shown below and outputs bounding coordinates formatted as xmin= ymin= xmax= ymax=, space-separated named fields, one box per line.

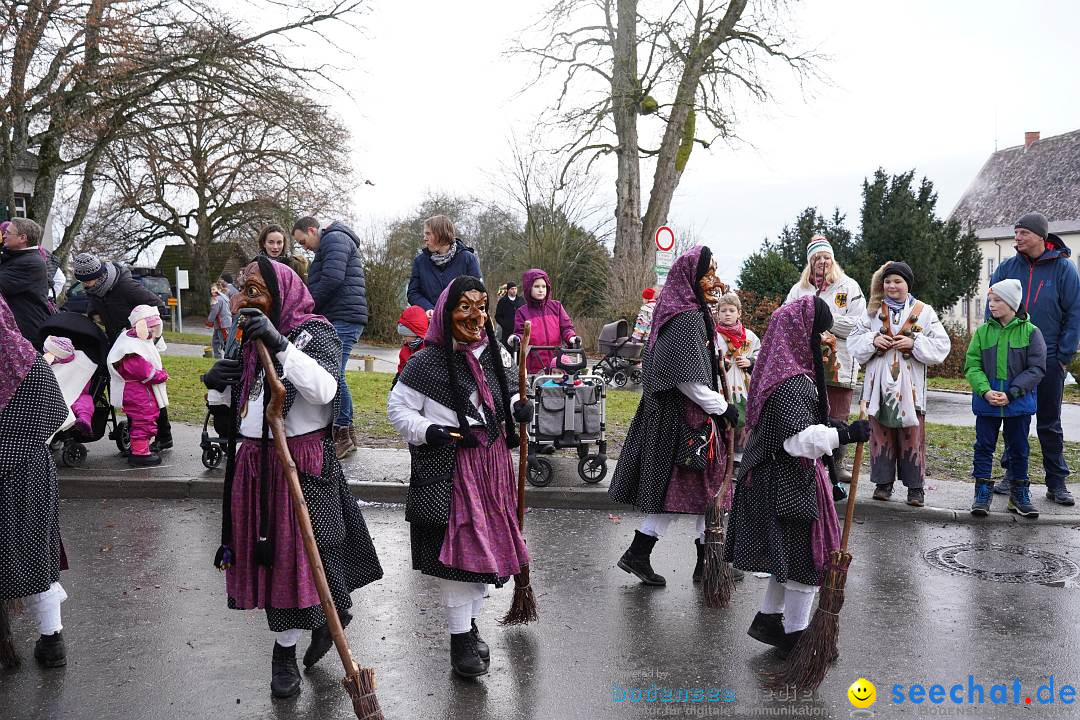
xmin=848 ymin=678 xmax=876 ymax=709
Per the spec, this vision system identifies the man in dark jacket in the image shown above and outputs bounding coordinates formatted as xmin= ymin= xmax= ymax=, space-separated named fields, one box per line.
xmin=989 ymin=212 xmax=1080 ymax=505
xmin=73 ymin=253 xmax=173 ymax=448
xmin=0 ymin=218 xmax=52 ymax=349
xmin=495 ymin=281 xmax=524 ymax=351
xmin=407 ymin=215 xmax=482 ymax=313
xmin=292 ymin=216 xmax=368 ymax=458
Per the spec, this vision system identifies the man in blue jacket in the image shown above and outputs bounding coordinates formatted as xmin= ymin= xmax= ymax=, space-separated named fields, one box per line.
xmin=990 ymin=212 xmax=1080 ymax=505
xmin=293 ymin=216 xmax=369 ymax=458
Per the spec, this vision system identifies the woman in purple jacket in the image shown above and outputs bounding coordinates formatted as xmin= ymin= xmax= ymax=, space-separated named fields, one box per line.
xmin=512 ymin=268 xmax=579 ymax=374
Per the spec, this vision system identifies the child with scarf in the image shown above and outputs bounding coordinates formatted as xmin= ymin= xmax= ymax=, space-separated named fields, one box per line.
xmin=42 ymin=335 xmax=96 ymax=436
xmin=608 ymin=246 xmax=740 ymax=587
xmin=966 ymin=279 xmax=1045 ymax=518
xmin=725 ymin=295 xmax=868 ymax=656
xmin=200 ymin=257 xmax=383 ymax=699
xmin=712 ymin=292 xmax=761 ymax=464
xmin=847 ymin=261 xmax=951 ymax=506
xmin=0 ymin=295 xmax=73 ymax=668
xmin=511 ymin=268 xmax=580 ymax=374
xmin=396 ymin=304 xmax=429 ymax=375
xmin=107 ymin=305 xmax=169 ymax=467
xmin=387 ymin=276 xmax=533 ymax=679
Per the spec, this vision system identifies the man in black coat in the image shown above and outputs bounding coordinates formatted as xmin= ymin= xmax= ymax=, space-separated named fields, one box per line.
xmin=72 ymin=252 xmax=173 ymax=448
xmin=0 ymin=218 xmax=52 ymax=349
xmin=495 ymin=281 xmax=524 ymax=351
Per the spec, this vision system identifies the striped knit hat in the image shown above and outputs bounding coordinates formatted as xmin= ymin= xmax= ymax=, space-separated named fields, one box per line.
xmin=73 ymin=252 xmax=107 ymax=282
xmin=806 ymin=234 xmax=833 ymax=262
xmin=43 ymin=335 xmax=75 ymax=360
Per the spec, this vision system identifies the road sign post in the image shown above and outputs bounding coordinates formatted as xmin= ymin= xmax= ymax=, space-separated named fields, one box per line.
xmin=654 ymin=226 xmax=676 ymax=287
xmin=175 ymin=268 xmax=189 ymax=334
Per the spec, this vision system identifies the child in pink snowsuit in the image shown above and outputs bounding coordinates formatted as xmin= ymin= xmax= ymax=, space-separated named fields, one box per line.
xmin=512 ymin=268 xmax=580 ymax=374
xmin=108 ymin=305 xmax=169 ymax=466
xmin=43 ymin=335 xmax=95 ymax=436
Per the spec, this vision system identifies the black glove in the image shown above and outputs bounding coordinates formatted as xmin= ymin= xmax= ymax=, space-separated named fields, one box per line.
xmin=713 ymin=403 xmax=740 ymax=430
xmin=425 ymin=424 xmax=455 ymax=447
xmin=239 ymin=308 xmax=288 ymax=354
xmin=835 ymin=419 xmax=871 ymax=445
xmin=201 ymin=358 xmax=243 ymax=391
xmin=512 ymin=399 xmax=533 ymax=423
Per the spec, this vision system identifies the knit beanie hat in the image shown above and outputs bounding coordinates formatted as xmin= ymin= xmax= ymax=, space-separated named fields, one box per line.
xmin=642 ymin=287 xmax=656 ymax=301
xmin=1014 ymin=212 xmax=1049 ymax=239
xmin=882 ymin=261 xmax=914 ymax=290
xmin=806 ymin=234 xmax=833 ymax=262
xmin=129 ymin=304 xmax=162 ymax=328
xmin=43 ymin=335 xmax=75 ymax=360
xmin=990 ymin=279 xmax=1023 ymax=312
xmin=73 ymin=252 xmax=107 ymax=282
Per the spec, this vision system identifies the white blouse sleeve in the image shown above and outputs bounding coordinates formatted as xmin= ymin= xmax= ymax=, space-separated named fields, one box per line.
xmin=278 ymin=343 xmax=336 ymax=405
xmin=676 ymin=382 xmax=728 ymax=415
xmin=782 ymin=424 xmax=840 ymax=459
xmin=387 ymin=380 xmax=434 ymax=446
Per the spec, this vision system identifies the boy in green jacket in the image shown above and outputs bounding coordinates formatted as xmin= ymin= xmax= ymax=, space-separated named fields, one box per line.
xmin=965 ymin=279 xmax=1046 ymax=518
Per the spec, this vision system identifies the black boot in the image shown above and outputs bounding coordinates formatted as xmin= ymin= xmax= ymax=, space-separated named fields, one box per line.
xmin=303 ymin=609 xmax=352 ymax=669
xmin=692 ymin=539 xmax=704 ymax=583
xmin=471 ymin=620 xmax=490 ymax=664
xmin=156 ymin=409 xmax=174 ymax=450
xmin=34 ymin=631 xmax=66 ymax=668
xmin=617 ymin=530 xmax=666 ymax=586
xmin=270 ymin=642 xmax=302 ymax=699
xmin=778 ymin=630 xmax=804 ymax=658
xmin=450 ymin=632 xmax=488 ymax=678
xmin=747 ymin=613 xmax=785 ymax=648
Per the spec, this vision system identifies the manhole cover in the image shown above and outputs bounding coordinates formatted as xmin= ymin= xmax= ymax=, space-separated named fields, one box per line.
xmin=923 ymin=543 xmax=1079 ymax=584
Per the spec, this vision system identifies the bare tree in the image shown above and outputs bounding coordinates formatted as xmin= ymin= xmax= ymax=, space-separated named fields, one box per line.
xmin=100 ymin=69 xmax=352 ymax=311
xmin=1 ymin=0 xmax=365 ymax=261
xmin=516 ymin=0 xmax=815 ymax=309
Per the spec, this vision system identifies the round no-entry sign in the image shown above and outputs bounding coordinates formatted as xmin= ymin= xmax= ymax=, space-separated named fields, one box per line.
xmin=654 ymin=226 xmax=675 ymax=252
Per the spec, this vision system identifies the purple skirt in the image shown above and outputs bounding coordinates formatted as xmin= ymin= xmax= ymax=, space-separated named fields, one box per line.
xmin=438 ymin=430 xmax=531 ymax=576
xmin=663 ymin=398 xmax=729 ymax=514
xmin=225 ymin=431 xmax=325 ymax=611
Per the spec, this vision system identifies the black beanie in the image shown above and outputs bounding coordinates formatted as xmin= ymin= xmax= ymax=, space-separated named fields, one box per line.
xmin=882 ymin=261 xmax=914 ymax=291
xmin=1014 ymin=212 xmax=1049 ymax=239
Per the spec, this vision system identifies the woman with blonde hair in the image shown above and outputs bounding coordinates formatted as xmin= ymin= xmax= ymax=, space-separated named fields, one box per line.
xmin=407 ymin=215 xmax=483 ymax=315
xmin=784 ymin=234 xmax=866 ymax=493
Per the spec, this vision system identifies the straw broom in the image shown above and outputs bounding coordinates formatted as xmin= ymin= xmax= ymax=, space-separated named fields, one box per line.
xmin=702 ymin=365 xmax=737 ymax=608
xmin=775 ymin=403 xmax=868 ymax=690
xmin=254 ymin=340 xmax=383 ymax=719
xmin=501 ymin=320 xmax=539 ymax=625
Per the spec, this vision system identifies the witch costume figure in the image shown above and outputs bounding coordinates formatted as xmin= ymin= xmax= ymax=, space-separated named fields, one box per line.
xmin=201 ymin=256 xmax=383 ymax=699
xmin=724 ymin=295 xmax=870 ymax=656
xmin=608 ymin=245 xmax=740 ymax=587
xmin=387 ymin=275 xmax=532 ymax=679
xmin=0 ymin=295 xmax=72 ymax=668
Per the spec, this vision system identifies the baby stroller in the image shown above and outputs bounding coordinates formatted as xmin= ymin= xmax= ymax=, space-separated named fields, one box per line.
xmin=592 ymin=319 xmax=644 ymax=387
xmin=39 ymin=312 xmax=130 ymax=467
xmin=199 ymin=315 xmax=242 ymax=469
xmin=523 ymin=344 xmax=608 ymax=487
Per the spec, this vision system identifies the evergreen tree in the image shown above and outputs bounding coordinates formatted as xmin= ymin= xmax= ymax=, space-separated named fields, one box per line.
xmin=737 ymin=247 xmax=802 ymax=299
xmin=852 ymin=169 xmax=980 ymax=309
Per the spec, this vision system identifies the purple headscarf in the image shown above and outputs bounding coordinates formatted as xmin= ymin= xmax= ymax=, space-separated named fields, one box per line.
xmin=0 ymin=294 xmax=39 ymax=413
xmin=240 ymin=258 xmax=328 ymax=404
xmin=647 ymin=245 xmax=709 ymax=349
xmin=743 ymin=295 xmax=822 ymax=431
xmin=425 ymin=278 xmax=496 ymax=412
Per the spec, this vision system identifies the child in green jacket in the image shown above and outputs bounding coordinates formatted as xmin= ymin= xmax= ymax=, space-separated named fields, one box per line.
xmin=965 ymin=279 xmax=1046 ymax=518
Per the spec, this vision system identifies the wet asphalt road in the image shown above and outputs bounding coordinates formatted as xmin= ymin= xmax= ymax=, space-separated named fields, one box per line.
xmin=4 ymin=500 xmax=1080 ymax=719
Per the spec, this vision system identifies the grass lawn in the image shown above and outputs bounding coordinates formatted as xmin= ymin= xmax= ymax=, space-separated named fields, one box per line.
xmin=159 ymin=358 xmax=1080 ymax=484
xmin=163 ymin=330 xmax=215 ymax=347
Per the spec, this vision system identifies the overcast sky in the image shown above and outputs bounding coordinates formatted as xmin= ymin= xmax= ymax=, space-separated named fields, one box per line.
xmin=306 ymin=0 xmax=1080 ymax=284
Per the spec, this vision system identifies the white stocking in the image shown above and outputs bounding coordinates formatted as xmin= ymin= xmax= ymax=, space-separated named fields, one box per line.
xmin=437 ymin=578 xmax=486 ymax=634
xmin=760 ymin=577 xmax=786 ymax=615
xmin=23 ymin=582 xmax=67 ymax=635
xmin=275 ymin=628 xmax=303 ymax=647
xmin=781 ymin=580 xmax=818 ymax=634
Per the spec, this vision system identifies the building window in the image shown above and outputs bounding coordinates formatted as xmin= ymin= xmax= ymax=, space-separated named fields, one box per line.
xmin=986 ymin=258 xmax=995 ymax=279
xmin=13 ymin=194 xmax=29 ymax=218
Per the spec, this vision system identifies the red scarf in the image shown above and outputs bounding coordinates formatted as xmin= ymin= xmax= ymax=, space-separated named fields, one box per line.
xmin=716 ymin=321 xmax=747 ymax=353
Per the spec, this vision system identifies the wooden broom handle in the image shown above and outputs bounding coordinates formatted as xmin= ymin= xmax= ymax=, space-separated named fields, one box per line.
xmin=255 ymin=340 xmax=363 ymax=682
xmin=516 ymin=321 xmax=532 ymax=529
xmin=838 ymin=402 xmax=869 ymax=552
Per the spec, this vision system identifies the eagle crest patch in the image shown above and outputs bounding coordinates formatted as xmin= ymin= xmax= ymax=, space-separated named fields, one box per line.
xmin=834 ymin=292 xmax=848 ymax=309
